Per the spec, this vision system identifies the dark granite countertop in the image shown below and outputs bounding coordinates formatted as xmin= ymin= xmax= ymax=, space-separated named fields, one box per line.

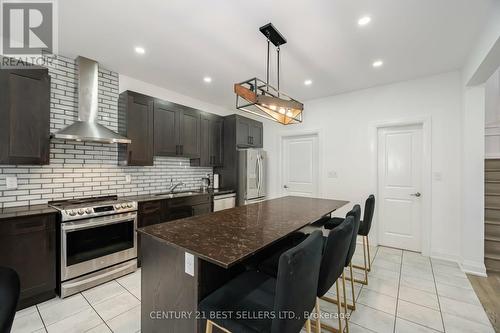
xmin=122 ymin=188 xmax=234 ymax=203
xmin=138 ymin=196 xmax=348 ymax=268
xmin=208 ymin=188 xmax=235 ymax=195
xmin=0 ymin=204 xmax=58 ymax=220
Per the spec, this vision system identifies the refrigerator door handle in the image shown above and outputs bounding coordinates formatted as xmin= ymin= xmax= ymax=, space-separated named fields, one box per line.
xmin=256 ymin=155 xmax=261 ymax=194
xmin=258 ymin=154 xmax=263 ymax=195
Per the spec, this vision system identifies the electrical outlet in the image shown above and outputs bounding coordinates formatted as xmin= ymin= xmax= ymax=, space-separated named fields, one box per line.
xmin=125 ymin=175 xmax=131 ymax=184
xmin=6 ymin=176 xmax=17 ymax=189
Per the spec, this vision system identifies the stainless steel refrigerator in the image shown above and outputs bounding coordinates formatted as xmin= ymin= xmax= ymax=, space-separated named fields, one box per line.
xmin=237 ymin=149 xmax=266 ymax=205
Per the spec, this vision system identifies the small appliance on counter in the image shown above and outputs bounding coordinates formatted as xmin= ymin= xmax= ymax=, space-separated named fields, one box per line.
xmin=201 ymin=176 xmax=211 ymax=191
xmin=213 ymin=173 xmax=220 ymax=189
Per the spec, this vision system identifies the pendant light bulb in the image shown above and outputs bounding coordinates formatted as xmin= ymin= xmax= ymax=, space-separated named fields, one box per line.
xmin=279 ymin=108 xmax=286 ymax=114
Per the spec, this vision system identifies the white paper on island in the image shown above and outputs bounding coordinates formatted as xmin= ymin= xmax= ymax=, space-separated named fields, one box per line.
xmin=185 ymin=252 xmax=194 ymax=276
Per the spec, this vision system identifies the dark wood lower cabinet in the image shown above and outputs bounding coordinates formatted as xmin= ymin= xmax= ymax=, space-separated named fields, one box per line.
xmin=137 ymin=195 xmax=211 ymax=267
xmin=0 ymin=214 xmax=56 ymax=309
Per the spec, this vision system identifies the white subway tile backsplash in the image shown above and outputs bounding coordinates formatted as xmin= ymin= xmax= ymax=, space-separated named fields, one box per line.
xmin=0 ymin=55 xmax=213 ymax=208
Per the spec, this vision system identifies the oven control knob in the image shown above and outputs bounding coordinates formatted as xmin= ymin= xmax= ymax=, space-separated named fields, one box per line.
xmin=121 ymin=203 xmax=127 ymax=209
xmin=127 ymin=203 xmax=133 ymax=208
xmin=67 ymin=210 xmax=76 ymax=216
xmin=85 ymin=208 xmax=92 ymax=214
xmin=114 ymin=204 xmax=121 ymax=210
xmin=77 ymin=209 xmax=84 ymax=215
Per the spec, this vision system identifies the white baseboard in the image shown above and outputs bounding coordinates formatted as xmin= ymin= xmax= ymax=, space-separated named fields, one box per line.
xmin=430 ymin=249 xmax=460 ymax=263
xmin=460 ymin=259 xmax=487 ymax=277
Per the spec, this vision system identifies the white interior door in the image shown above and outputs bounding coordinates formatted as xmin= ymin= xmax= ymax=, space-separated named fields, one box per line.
xmin=378 ymin=125 xmax=423 ymax=252
xmin=282 ymin=134 xmax=319 ymax=197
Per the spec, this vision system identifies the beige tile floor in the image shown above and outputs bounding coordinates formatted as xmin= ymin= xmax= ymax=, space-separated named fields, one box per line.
xmin=11 ymin=244 xmax=495 ymax=333
xmin=11 ymin=269 xmax=141 ymax=333
xmin=312 ymin=244 xmax=495 ymax=333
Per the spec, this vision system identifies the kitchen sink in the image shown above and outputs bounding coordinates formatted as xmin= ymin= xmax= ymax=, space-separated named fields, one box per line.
xmin=153 ymin=191 xmax=198 ymax=198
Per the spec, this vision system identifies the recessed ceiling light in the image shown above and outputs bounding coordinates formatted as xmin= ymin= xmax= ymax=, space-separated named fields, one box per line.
xmin=358 ymin=16 xmax=371 ymax=26
xmin=372 ymin=60 xmax=384 ymax=68
xmin=304 ymin=79 xmax=313 ymax=86
xmin=203 ymin=76 xmax=212 ymax=83
xmin=134 ymin=47 xmax=145 ymax=54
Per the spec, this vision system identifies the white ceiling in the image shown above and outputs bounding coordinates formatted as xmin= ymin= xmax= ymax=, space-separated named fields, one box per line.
xmin=59 ymin=0 xmax=494 ymax=110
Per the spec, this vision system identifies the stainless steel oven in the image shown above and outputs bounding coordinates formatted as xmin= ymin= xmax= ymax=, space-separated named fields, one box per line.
xmin=50 ymin=196 xmax=138 ymax=297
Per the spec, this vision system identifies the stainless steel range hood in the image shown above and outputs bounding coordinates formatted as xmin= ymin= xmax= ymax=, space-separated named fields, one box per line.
xmin=52 ymin=56 xmax=131 ymax=144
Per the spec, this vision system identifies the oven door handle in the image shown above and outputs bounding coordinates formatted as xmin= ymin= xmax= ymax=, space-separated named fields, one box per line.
xmin=61 ymin=212 xmax=138 ymax=232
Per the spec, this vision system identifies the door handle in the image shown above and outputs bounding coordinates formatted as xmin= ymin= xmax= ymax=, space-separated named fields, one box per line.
xmin=410 ymin=192 xmax=421 ymax=197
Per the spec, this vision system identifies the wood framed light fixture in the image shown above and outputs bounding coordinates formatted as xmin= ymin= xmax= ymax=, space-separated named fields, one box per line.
xmin=234 ymin=23 xmax=303 ymax=125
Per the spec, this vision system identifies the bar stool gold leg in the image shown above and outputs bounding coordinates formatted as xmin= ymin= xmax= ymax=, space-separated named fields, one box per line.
xmin=205 ymin=320 xmax=213 ymax=333
xmin=349 ymin=262 xmax=356 ymax=311
xmin=315 ymin=298 xmax=321 ymax=333
xmin=336 ymin=280 xmax=343 ymax=333
xmin=206 ymin=320 xmax=232 ymax=333
xmin=366 ymin=236 xmax=372 ymax=271
xmin=306 ymin=318 xmax=312 ymax=333
xmin=341 ymin=272 xmax=349 ymax=333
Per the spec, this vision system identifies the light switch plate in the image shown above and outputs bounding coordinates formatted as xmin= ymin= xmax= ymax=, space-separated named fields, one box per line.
xmin=185 ymin=252 xmax=194 ymax=276
xmin=327 ymin=170 xmax=338 ymax=178
xmin=125 ymin=175 xmax=131 ymax=184
xmin=433 ymin=172 xmax=443 ymax=181
xmin=6 ymin=176 xmax=17 ymax=189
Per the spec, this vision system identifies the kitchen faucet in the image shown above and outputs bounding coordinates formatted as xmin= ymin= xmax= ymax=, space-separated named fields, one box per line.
xmin=168 ymin=181 xmax=184 ymax=193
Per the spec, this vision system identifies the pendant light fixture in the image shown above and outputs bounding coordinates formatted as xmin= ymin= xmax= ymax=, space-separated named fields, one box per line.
xmin=234 ymin=23 xmax=303 ymax=125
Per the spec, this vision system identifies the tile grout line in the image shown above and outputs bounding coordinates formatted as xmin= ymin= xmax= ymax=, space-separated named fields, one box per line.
xmin=115 ymin=277 xmax=141 ymax=302
xmin=345 ymin=245 xmax=383 ymax=333
xmin=392 ymin=250 xmax=403 ymax=333
xmin=430 ymin=259 xmax=446 ymax=333
xmin=80 ymin=292 xmax=115 ymax=333
xmin=35 ymin=305 xmax=48 ymax=333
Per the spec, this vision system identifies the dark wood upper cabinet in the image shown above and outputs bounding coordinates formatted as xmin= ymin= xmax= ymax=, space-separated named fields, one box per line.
xmin=179 ymin=108 xmax=201 ymax=158
xmin=118 ymin=91 xmax=154 ymax=166
xmin=210 ymin=116 xmax=224 ymax=165
xmin=236 ymin=116 xmax=251 ymax=148
xmin=249 ymin=121 xmax=263 ymax=148
xmin=191 ymin=113 xmax=223 ymax=167
xmin=0 ymin=67 xmax=50 ymax=165
xmin=0 ymin=213 xmax=56 ymax=309
xmin=228 ymin=114 xmax=263 ymax=149
xmin=154 ymin=101 xmax=178 ymax=156
xmin=154 ymin=100 xmax=200 ymax=159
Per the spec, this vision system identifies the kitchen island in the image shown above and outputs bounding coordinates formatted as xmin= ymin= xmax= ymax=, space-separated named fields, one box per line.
xmin=138 ymin=196 xmax=348 ymax=332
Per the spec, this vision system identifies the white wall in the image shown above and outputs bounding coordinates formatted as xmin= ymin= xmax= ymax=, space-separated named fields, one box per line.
xmin=267 ymin=72 xmax=463 ymax=262
xmin=461 ymin=86 xmax=486 ymax=275
xmin=459 ymin=2 xmax=500 ymax=276
xmin=119 ymin=75 xmax=233 ymax=117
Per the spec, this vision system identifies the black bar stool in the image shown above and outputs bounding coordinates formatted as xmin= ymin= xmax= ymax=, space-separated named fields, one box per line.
xmin=0 ymin=267 xmax=20 ymax=333
xmin=314 ymin=215 xmax=354 ymax=333
xmin=325 ymin=195 xmax=375 ymax=285
xmin=199 ymin=231 xmax=324 ymax=333
xmin=257 ymin=217 xmax=355 ymax=333
xmin=323 ymin=205 xmax=361 ymax=311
